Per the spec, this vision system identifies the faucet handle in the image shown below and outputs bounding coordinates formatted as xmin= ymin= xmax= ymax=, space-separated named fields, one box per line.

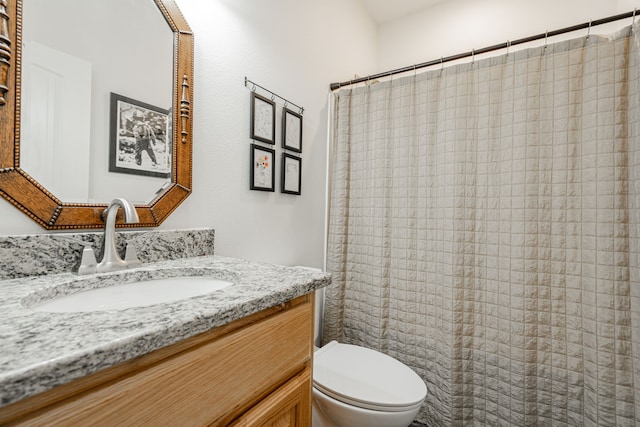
xmin=78 ymin=246 xmax=97 ymax=275
xmin=124 ymin=243 xmax=142 ymax=268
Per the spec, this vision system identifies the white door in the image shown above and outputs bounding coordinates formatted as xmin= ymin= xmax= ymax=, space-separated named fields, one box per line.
xmin=21 ymin=41 xmax=92 ymax=202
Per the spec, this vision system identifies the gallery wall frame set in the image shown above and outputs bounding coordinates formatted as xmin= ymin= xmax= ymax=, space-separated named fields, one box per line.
xmin=247 ymin=79 xmax=303 ymax=195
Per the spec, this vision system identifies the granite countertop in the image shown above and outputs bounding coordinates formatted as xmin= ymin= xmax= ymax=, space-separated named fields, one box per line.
xmin=0 ymin=255 xmax=331 ymax=408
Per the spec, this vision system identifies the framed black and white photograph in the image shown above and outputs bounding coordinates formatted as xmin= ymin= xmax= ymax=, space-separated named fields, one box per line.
xmin=250 ymin=92 xmax=276 ymax=144
xmin=250 ymin=144 xmax=275 ymax=192
xmin=281 ymin=153 xmax=301 ymax=195
xmin=109 ymin=93 xmax=171 ymax=178
xmin=282 ymin=107 xmax=302 ymax=152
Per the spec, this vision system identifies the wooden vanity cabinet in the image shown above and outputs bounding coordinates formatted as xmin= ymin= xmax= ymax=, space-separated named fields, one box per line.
xmin=0 ymin=294 xmax=315 ymax=427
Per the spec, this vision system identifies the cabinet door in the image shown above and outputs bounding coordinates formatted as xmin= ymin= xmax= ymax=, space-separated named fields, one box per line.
xmin=7 ymin=300 xmax=312 ymax=426
xmin=230 ymin=368 xmax=311 ymax=427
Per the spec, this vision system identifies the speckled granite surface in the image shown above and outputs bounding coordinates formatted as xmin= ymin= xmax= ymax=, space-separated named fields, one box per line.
xmin=0 ymin=228 xmax=216 ymax=280
xmin=0 ymin=229 xmax=331 ymax=409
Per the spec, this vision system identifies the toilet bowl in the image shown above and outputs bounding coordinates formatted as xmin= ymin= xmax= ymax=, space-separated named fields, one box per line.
xmin=296 ymin=266 xmax=426 ymax=427
xmin=293 ymin=267 xmax=427 ymax=426
xmin=312 ymin=340 xmax=427 ymax=427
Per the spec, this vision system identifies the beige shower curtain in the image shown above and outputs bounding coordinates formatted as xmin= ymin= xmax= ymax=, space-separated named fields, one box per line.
xmin=325 ymin=24 xmax=640 ymax=426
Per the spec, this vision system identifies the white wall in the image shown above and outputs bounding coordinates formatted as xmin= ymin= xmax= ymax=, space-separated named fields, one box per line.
xmin=0 ymin=0 xmax=377 ymax=269
xmin=378 ymin=0 xmax=639 ymax=72
xmin=8 ymin=0 xmax=635 ymax=268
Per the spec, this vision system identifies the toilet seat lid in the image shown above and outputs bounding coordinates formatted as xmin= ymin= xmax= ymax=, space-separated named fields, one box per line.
xmin=313 ymin=341 xmax=427 ymax=410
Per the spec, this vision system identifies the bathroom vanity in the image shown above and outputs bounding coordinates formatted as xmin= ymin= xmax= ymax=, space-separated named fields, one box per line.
xmin=0 ymin=232 xmax=329 ymax=426
xmin=0 ymin=294 xmax=314 ymax=426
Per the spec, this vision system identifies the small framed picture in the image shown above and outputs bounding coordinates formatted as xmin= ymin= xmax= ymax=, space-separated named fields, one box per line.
xmin=109 ymin=93 xmax=171 ymax=178
xmin=250 ymin=144 xmax=275 ymax=192
xmin=281 ymin=153 xmax=301 ymax=195
xmin=282 ymin=107 xmax=302 ymax=152
xmin=250 ymin=92 xmax=276 ymax=144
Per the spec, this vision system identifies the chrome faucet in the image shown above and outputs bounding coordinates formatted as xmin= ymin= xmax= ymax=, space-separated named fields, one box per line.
xmin=96 ymin=198 xmax=140 ymax=273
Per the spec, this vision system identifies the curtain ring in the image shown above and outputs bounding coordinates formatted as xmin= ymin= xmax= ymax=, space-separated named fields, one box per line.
xmin=252 ymin=84 xmax=256 ymax=92
xmin=471 ymin=49 xmax=475 ymax=65
xmin=440 ymin=57 xmax=444 ymax=72
xmin=284 ymin=101 xmax=288 ymax=108
xmin=544 ymin=31 xmax=548 ymax=50
xmin=587 ymin=20 xmax=591 ymax=40
xmin=506 ymin=40 xmax=510 ymax=57
xmin=633 ymin=8 xmax=637 ymax=26
xmin=413 ymin=64 xmax=417 ymax=78
xmin=271 ymin=94 xmax=276 ymax=101
xmin=299 ymin=107 xmax=304 ymax=115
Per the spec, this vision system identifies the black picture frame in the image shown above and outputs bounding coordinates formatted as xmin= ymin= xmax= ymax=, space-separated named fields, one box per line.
xmin=250 ymin=144 xmax=276 ymax=192
xmin=281 ymin=153 xmax=301 ymax=195
xmin=109 ymin=93 xmax=171 ymax=178
xmin=282 ymin=107 xmax=302 ymax=152
xmin=250 ymin=92 xmax=276 ymax=144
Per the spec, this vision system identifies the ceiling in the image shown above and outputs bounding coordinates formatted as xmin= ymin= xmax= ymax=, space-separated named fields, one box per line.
xmin=360 ymin=0 xmax=450 ymax=24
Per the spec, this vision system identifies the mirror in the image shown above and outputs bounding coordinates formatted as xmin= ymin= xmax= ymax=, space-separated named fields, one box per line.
xmin=0 ymin=0 xmax=193 ymax=229
xmin=22 ymin=0 xmax=174 ymax=204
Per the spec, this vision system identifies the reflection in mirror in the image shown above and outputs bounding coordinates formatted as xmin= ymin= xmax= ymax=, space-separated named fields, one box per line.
xmin=0 ymin=0 xmax=193 ymax=229
xmin=21 ymin=0 xmax=174 ymax=204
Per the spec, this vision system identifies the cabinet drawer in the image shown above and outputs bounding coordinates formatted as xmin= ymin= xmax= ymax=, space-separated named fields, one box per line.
xmin=13 ymin=299 xmax=313 ymax=426
xmin=230 ymin=368 xmax=311 ymax=427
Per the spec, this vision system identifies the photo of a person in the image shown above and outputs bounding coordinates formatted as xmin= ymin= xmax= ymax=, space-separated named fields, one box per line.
xmin=132 ymin=111 xmax=158 ymax=167
xmin=109 ymin=93 xmax=171 ymax=178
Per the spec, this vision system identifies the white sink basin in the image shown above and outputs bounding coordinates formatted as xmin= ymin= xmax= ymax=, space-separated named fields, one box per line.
xmin=30 ymin=276 xmax=234 ymax=313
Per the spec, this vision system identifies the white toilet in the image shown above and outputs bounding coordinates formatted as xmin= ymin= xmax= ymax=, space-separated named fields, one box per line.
xmin=311 ymin=287 xmax=427 ymax=427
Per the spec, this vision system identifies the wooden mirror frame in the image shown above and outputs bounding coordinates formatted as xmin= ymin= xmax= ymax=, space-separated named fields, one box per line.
xmin=0 ymin=0 xmax=193 ymax=230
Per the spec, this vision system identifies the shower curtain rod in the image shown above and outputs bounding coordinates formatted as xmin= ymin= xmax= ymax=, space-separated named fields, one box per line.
xmin=329 ymin=9 xmax=638 ymax=91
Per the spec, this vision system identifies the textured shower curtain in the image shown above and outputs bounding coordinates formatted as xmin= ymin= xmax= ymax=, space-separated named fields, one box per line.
xmin=325 ymin=25 xmax=640 ymax=426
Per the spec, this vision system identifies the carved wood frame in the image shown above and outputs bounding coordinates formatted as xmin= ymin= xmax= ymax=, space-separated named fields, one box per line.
xmin=0 ymin=0 xmax=193 ymax=230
